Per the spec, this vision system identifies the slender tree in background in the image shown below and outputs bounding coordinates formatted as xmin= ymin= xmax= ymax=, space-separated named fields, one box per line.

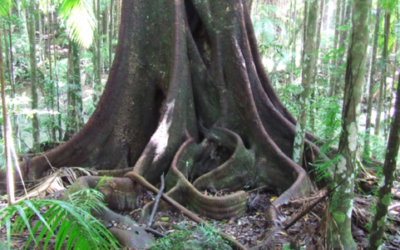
xmin=328 ymin=0 xmax=342 ymax=97
xmin=0 ymin=25 xmax=14 ymax=205
xmin=368 ymin=76 xmax=400 ymax=250
xmin=329 ymin=0 xmax=372 ymax=248
xmin=27 ymin=0 xmax=40 ymax=152
xmin=64 ymin=40 xmax=83 ymax=141
xmin=108 ymin=0 xmax=115 ymax=68
xmin=290 ymin=0 xmax=297 ymax=84
xmin=388 ymin=41 xmax=398 ymax=127
xmin=364 ymin=4 xmax=381 ymax=157
xmin=301 ymin=0 xmax=308 ymax=67
xmin=375 ymin=8 xmax=391 ymax=136
xmin=309 ymin=0 xmax=324 ymax=133
xmin=292 ymin=0 xmax=319 ymax=166
xmin=115 ymin=0 xmax=120 ymax=39
xmin=47 ymin=2 xmax=56 ymax=141
xmin=92 ymin=0 xmax=102 ymax=106
xmin=4 ymin=13 xmax=18 ymax=143
xmin=334 ymin=0 xmax=352 ymax=94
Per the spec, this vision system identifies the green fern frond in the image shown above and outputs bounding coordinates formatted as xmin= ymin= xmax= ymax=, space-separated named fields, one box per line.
xmin=0 ymin=189 xmax=119 ymax=250
xmin=0 ymin=0 xmax=12 ymax=16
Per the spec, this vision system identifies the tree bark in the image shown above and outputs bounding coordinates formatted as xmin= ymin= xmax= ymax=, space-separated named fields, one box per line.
xmin=108 ymin=0 xmax=115 ymax=69
xmin=47 ymin=2 xmax=56 ymax=141
xmin=368 ymin=74 xmax=400 ymax=249
xmin=328 ymin=0 xmax=342 ymax=97
xmin=3 ymin=20 xmax=18 ymax=145
xmin=27 ymin=1 xmax=40 ymax=152
xmin=92 ymin=0 xmax=102 ymax=106
xmin=387 ymin=42 xmax=398 ymax=128
xmin=374 ymin=9 xmax=391 ymax=136
xmin=0 ymin=27 xmax=14 ymax=205
xmin=334 ymin=0 xmax=352 ymax=95
xmin=329 ymin=0 xmax=372 ymax=248
xmin=290 ymin=0 xmax=298 ymax=84
xmin=364 ymin=5 xmax=381 ymax=157
xmin=292 ymin=0 xmax=319 ymax=166
xmin=64 ymin=41 xmax=83 ymax=141
xmin=309 ymin=0 xmax=324 ymax=133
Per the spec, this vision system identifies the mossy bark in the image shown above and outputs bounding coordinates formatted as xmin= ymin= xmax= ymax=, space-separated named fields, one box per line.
xmin=329 ymin=0 xmax=372 ymax=249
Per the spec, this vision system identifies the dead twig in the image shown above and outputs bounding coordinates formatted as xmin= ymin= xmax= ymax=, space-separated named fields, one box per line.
xmin=147 ymin=173 xmax=165 ymax=228
xmin=284 ymin=179 xmax=346 ymax=231
xmin=145 ymin=227 xmax=166 ymax=238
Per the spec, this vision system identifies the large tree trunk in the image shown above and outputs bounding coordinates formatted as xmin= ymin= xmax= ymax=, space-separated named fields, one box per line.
xmin=26 ymin=0 xmax=320 ymax=201
xmin=13 ymin=0 xmax=336 ymax=246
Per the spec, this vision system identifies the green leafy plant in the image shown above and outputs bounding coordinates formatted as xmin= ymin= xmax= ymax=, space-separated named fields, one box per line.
xmin=0 ymin=189 xmax=119 ymax=250
xmin=150 ymin=223 xmax=231 ymax=250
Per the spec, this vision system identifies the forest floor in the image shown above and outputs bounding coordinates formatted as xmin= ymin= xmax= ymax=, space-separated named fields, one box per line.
xmin=1 ymin=171 xmax=400 ymax=250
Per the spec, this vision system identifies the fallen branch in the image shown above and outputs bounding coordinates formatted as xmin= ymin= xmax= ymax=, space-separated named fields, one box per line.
xmin=125 ymin=172 xmax=247 ymax=250
xmin=147 ymin=173 xmax=165 ymax=228
xmin=145 ymin=227 xmax=167 ymax=238
xmin=283 ymin=180 xmax=345 ymax=231
xmin=283 ymin=189 xmax=328 ymax=231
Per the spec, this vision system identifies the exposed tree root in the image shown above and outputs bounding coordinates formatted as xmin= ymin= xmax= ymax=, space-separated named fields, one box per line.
xmin=125 ymin=171 xmax=247 ymax=250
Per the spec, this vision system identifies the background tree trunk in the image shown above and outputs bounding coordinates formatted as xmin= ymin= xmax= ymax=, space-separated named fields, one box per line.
xmin=334 ymin=0 xmax=352 ymax=95
xmin=92 ymin=0 xmax=102 ymax=107
xmin=0 ymin=26 xmax=14 ymax=205
xmin=292 ymin=0 xmax=319 ymax=166
xmin=364 ymin=5 xmax=381 ymax=157
xmin=27 ymin=0 xmax=40 ymax=152
xmin=47 ymin=3 xmax=56 ymax=141
xmin=64 ymin=41 xmax=83 ymax=141
xmin=290 ymin=0 xmax=297 ymax=84
xmin=374 ymin=9 xmax=391 ymax=136
xmin=368 ymin=75 xmax=400 ymax=249
xmin=108 ymin=0 xmax=115 ymax=69
xmin=309 ymin=0 xmax=324 ymax=133
xmin=328 ymin=0 xmax=342 ymax=97
xmin=329 ymin=0 xmax=372 ymax=248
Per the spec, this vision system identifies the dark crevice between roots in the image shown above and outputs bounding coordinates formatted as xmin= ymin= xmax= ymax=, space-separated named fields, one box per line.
xmin=140 ymin=127 xmax=253 ymax=221
xmin=185 ymin=0 xmax=201 ymax=35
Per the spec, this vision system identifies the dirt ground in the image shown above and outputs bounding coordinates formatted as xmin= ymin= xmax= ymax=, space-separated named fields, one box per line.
xmin=1 ymin=174 xmax=400 ymax=250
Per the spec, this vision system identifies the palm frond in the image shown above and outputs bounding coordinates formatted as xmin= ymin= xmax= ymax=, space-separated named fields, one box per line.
xmin=0 ymin=0 xmax=13 ymax=16
xmin=58 ymin=0 xmax=95 ymax=48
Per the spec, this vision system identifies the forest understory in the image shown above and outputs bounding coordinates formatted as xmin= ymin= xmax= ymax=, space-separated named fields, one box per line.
xmin=1 ymin=169 xmax=400 ymax=249
xmin=0 ymin=0 xmax=400 ymax=249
